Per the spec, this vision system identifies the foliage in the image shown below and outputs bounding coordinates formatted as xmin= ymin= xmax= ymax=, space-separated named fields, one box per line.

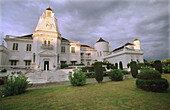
xmin=69 ymin=69 xmax=87 ymax=86
xmin=108 ymin=69 xmax=124 ymax=81
xmin=115 ymin=63 xmax=118 ymax=69
xmin=136 ymin=78 xmax=169 ymax=92
xmin=1 ymin=69 xmax=7 ymax=73
xmin=154 ymin=60 xmax=162 ymax=73
xmin=94 ymin=62 xmax=103 ymax=83
xmin=102 ymin=67 xmax=106 ymax=71
xmin=130 ymin=61 xmax=138 ymax=78
xmin=163 ymin=66 xmax=170 ymax=74
xmin=61 ymin=64 xmax=68 ymax=69
xmin=137 ymin=70 xmax=161 ymax=80
xmin=122 ymin=70 xmax=130 ymax=75
xmin=0 ymin=77 xmax=7 ymax=85
xmin=127 ymin=63 xmax=130 ymax=68
xmin=81 ymin=67 xmax=87 ymax=72
xmin=119 ymin=61 xmax=123 ymax=70
xmin=1 ymin=71 xmax=30 ymax=97
xmin=85 ymin=72 xmax=95 ymax=78
xmin=136 ymin=69 xmax=169 ymax=92
xmin=89 ymin=67 xmax=94 ymax=72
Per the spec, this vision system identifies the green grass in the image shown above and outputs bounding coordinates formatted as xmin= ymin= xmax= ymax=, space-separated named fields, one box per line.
xmin=0 ymin=74 xmax=170 ymax=110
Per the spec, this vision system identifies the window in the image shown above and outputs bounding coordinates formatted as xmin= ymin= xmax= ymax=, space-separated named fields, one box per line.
xmin=26 ymin=44 xmax=31 ymax=51
xmin=44 ymin=40 xmax=47 ymax=44
xmin=87 ymin=62 xmax=90 ymax=65
xmin=25 ymin=60 xmax=31 ymax=66
xmin=44 ymin=40 xmax=50 ymax=45
xmin=61 ymin=46 xmax=65 ymax=53
xmin=12 ymin=43 xmax=18 ymax=50
xmin=71 ymin=47 xmax=75 ymax=53
xmin=11 ymin=60 xmax=17 ymax=66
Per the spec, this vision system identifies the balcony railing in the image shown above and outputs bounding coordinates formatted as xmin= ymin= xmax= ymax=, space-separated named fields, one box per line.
xmin=41 ymin=44 xmax=54 ymax=50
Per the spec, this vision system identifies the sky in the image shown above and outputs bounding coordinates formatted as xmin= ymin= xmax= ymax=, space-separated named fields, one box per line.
xmin=0 ymin=0 xmax=169 ymax=61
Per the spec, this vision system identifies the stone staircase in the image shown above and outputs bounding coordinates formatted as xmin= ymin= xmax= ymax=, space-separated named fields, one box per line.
xmin=26 ymin=69 xmax=73 ymax=84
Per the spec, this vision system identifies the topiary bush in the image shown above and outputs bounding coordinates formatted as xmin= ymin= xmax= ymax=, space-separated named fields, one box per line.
xmin=130 ymin=61 xmax=138 ymax=78
xmin=115 ymin=63 xmax=118 ymax=69
xmin=136 ymin=70 xmax=169 ymax=92
xmin=154 ymin=60 xmax=162 ymax=73
xmin=122 ymin=70 xmax=130 ymax=75
xmin=108 ymin=69 xmax=124 ymax=81
xmin=163 ymin=66 xmax=170 ymax=74
xmin=1 ymin=71 xmax=31 ymax=97
xmin=61 ymin=64 xmax=68 ymax=69
xmin=85 ymin=72 xmax=95 ymax=78
xmin=1 ymin=69 xmax=7 ymax=72
xmin=69 ymin=69 xmax=87 ymax=86
xmin=119 ymin=61 xmax=123 ymax=70
xmin=94 ymin=62 xmax=103 ymax=83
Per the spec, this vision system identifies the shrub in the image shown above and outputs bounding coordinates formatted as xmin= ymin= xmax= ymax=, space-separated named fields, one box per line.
xmin=61 ymin=64 xmax=68 ymax=69
xmin=81 ymin=67 xmax=87 ymax=72
xmin=136 ymin=69 xmax=169 ymax=92
xmin=89 ymin=67 xmax=94 ymax=72
xmin=122 ymin=70 xmax=130 ymax=75
xmin=136 ymin=78 xmax=169 ymax=92
xmin=137 ymin=70 xmax=161 ymax=80
xmin=108 ymin=69 xmax=123 ymax=81
xmin=0 ymin=77 xmax=7 ymax=85
xmin=154 ymin=60 xmax=162 ymax=73
xmin=69 ymin=69 xmax=87 ymax=86
xmin=127 ymin=63 xmax=130 ymax=68
xmin=2 ymin=71 xmax=30 ymax=97
xmin=102 ymin=67 xmax=106 ymax=71
xmin=163 ymin=66 xmax=170 ymax=74
xmin=94 ymin=62 xmax=103 ymax=83
xmin=130 ymin=61 xmax=138 ymax=78
xmin=85 ymin=72 xmax=95 ymax=78
xmin=119 ymin=61 xmax=123 ymax=70
xmin=1 ymin=69 xmax=7 ymax=72
xmin=115 ymin=63 xmax=118 ymax=69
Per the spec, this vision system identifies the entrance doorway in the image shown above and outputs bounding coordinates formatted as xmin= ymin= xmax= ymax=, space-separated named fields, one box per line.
xmin=44 ymin=61 xmax=49 ymax=70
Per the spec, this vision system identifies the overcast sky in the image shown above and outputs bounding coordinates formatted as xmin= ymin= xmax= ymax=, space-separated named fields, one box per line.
xmin=0 ymin=0 xmax=169 ymax=61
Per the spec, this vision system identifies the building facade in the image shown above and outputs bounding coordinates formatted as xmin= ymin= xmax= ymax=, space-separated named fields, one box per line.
xmin=0 ymin=7 xmax=144 ymax=71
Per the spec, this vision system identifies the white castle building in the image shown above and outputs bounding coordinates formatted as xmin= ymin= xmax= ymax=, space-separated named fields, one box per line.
xmin=0 ymin=7 xmax=144 ymax=71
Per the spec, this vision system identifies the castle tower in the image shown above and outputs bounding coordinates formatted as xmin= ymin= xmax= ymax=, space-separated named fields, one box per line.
xmin=32 ymin=7 xmax=61 ymax=70
xmin=94 ymin=37 xmax=109 ymax=58
xmin=133 ymin=38 xmax=141 ymax=50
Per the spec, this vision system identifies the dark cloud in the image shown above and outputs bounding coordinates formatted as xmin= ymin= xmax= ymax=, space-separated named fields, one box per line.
xmin=0 ymin=0 xmax=169 ymax=61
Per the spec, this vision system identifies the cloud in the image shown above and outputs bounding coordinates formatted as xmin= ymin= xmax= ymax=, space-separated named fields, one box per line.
xmin=0 ymin=0 xmax=169 ymax=61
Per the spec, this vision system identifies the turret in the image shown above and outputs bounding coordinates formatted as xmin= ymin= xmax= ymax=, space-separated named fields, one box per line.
xmin=133 ymin=38 xmax=141 ymax=50
xmin=94 ymin=37 xmax=109 ymax=57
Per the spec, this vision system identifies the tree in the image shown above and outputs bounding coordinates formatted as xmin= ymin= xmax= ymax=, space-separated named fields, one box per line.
xmin=154 ymin=60 xmax=162 ymax=73
xmin=130 ymin=61 xmax=138 ymax=78
xmin=119 ymin=61 xmax=123 ymax=70
xmin=94 ymin=62 xmax=103 ymax=83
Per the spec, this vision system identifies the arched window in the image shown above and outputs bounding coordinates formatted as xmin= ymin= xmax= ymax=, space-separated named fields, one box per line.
xmin=44 ymin=40 xmax=47 ymax=44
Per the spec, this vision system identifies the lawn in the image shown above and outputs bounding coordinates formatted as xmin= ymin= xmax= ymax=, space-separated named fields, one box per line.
xmin=0 ymin=74 xmax=170 ymax=110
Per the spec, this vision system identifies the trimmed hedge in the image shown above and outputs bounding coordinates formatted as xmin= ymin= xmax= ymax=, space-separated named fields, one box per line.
xmin=85 ymin=72 xmax=95 ymax=78
xmin=61 ymin=64 xmax=68 ymax=69
xmin=130 ymin=61 xmax=138 ymax=78
xmin=122 ymin=70 xmax=130 ymax=75
xmin=108 ymin=69 xmax=123 ymax=81
xmin=119 ymin=61 xmax=123 ymax=70
xmin=136 ymin=69 xmax=169 ymax=92
xmin=94 ymin=62 xmax=103 ymax=83
xmin=136 ymin=78 xmax=169 ymax=92
xmin=137 ymin=70 xmax=161 ymax=80
xmin=154 ymin=60 xmax=162 ymax=73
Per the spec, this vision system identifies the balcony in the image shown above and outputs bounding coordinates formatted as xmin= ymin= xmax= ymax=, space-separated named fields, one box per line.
xmin=41 ymin=44 xmax=54 ymax=50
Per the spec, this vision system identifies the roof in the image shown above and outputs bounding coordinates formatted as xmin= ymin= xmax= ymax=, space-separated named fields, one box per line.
xmin=133 ymin=38 xmax=139 ymax=41
xmin=61 ymin=37 xmax=69 ymax=41
xmin=17 ymin=34 xmax=33 ymax=39
xmin=46 ymin=7 xmax=53 ymax=11
xmin=124 ymin=42 xmax=134 ymax=46
xmin=81 ymin=44 xmax=93 ymax=48
xmin=96 ymin=37 xmax=108 ymax=43
xmin=112 ymin=42 xmax=134 ymax=52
